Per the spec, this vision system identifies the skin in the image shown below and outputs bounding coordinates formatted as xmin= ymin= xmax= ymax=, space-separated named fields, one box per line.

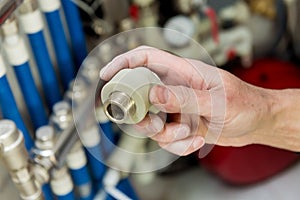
xmin=100 ymin=46 xmax=300 ymax=156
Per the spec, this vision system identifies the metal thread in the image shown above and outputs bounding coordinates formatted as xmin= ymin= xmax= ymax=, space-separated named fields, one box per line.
xmin=103 ymin=91 xmax=136 ymax=124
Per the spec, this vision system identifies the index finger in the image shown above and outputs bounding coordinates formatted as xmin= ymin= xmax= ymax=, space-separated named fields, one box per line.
xmin=99 ymin=46 xmax=200 ymax=83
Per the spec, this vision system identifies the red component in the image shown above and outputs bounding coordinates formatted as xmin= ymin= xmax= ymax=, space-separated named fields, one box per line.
xmin=129 ymin=4 xmax=139 ymax=21
xmin=226 ymin=48 xmax=237 ymax=61
xmin=200 ymin=59 xmax=300 ymax=185
xmin=203 ymin=7 xmax=219 ymax=44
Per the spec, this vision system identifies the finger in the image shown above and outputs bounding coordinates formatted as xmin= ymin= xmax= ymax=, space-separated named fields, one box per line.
xmin=158 ymin=136 xmax=205 ymax=156
xmin=99 ymin=46 xmax=200 ymax=83
xmin=134 ymin=113 xmax=166 ymax=137
xmin=149 ymin=123 xmax=191 ymax=143
xmin=149 ymin=85 xmax=212 ymax=117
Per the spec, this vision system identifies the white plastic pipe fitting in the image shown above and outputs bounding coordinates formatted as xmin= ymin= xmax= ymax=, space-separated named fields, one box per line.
xmin=101 ymin=67 xmax=162 ymax=124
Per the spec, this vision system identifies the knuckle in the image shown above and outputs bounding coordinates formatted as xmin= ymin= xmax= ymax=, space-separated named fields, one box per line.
xmin=177 ymin=86 xmax=193 ymax=110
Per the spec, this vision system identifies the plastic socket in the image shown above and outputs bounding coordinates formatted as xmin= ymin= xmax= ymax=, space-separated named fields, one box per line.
xmin=101 ymin=67 xmax=162 ymax=124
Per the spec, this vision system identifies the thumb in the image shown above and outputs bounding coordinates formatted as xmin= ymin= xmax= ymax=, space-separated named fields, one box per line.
xmin=149 ymin=85 xmax=212 ymax=117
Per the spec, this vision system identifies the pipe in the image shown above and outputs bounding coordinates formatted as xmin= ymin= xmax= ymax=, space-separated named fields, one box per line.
xmin=50 ymin=100 xmax=93 ymax=199
xmin=1 ymin=15 xmax=48 ymax=129
xmin=53 ymin=122 xmax=78 ymax=169
xmin=67 ymin=142 xmax=94 ymax=200
xmin=102 ymin=169 xmax=139 ymax=200
xmin=108 ymin=178 xmax=139 ymax=200
xmin=97 ymin=113 xmax=140 ymax=200
xmin=96 ymin=106 xmax=115 ymax=157
xmin=66 ymin=78 xmax=107 ymax=190
xmin=0 ymin=0 xmax=23 ymax=25
xmin=61 ymin=0 xmax=88 ymax=69
xmin=18 ymin=0 xmax=62 ymax=110
xmin=50 ymin=166 xmax=76 ymax=200
xmin=13 ymin=62 xmax=48 ymax=128
xmin=34 ymin=125 xmax=75 ymax=200
xmin=0 ymin=53 xmax=34 ymax=150
xmin=80 ymin=125 xmax=106 ymax=191
xmin=0 ymin=120 xmax=43 ymax=200
xmin=35 ymin=126 xmax=56 ymax=200
xmin=38 ymin=0 xmax=75 ymax=90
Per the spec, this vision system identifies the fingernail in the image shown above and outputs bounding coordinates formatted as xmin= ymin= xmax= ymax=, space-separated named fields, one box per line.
xmin=193 ymin=136 xmax=204 ymax=149
xmin=150 ymin=85 xmax=169 ymax=104
xmin=149 ymin=117 xmax=163 ymax=133
xmin=174 ymin=126 xmax=189 ymax=140
xmin=99 ymin=67 xmax=107 ymax=79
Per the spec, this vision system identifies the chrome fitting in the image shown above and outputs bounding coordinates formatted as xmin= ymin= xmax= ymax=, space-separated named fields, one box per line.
xmin=0 ymin=120 xmax=43 ymax=200
xmin=103 ymin=91 xmax=136 ymax=124
xmin=50 ymin=101 xmax=73 ymax=131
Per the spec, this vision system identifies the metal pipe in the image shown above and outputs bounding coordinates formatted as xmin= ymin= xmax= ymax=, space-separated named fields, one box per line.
xmin=18 ymin=0 xmax=62 ymax=110
xmin=0 ymin=120 xmax=43 ymax=200
xmin=32 ymin=119 xmax=77 ymax=171
xmin=38 ymin=0 xmax=75 ymax=90
xmin=0 ymin=0 xmax=23 ymax=25
xmin=53 ymin=122 xmax=78 ymax=169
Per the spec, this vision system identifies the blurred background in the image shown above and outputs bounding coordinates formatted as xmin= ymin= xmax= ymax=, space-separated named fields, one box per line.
xmin=0 ymin=0 xmax=299 ymax=199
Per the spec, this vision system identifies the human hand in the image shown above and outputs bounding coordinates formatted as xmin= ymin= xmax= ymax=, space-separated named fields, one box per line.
xmin=100 ymin=46 xmax=272 ymax=156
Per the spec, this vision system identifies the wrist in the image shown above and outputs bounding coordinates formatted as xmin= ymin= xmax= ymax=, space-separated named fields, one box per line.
xmin=252 ymin=88 xmax=300 ymax=151
xmin=247 ymin=87 xmax=276 ymax=144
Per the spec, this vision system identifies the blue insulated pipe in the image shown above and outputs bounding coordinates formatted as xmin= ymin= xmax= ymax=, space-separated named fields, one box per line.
xmin=38 ymin=0 xmax=75 ymax=90
xmin=61 ymin=0 xmax=88 ymax=69
xmin=0 ymin=55 xmax=34 ymax=150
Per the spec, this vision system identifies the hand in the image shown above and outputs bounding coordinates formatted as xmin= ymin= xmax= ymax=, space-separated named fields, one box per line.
xmin=100 ymin=46 xmax=273 ymax=156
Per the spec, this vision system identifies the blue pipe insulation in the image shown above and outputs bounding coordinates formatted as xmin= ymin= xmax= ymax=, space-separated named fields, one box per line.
xmin=56 ymin=192 xmax=76 ymax=200
xmin=42 ymin=183 xmax=54 ymax=200
xmin=61 ymin=0 xmax=88 ymax=69
xmin=99 ymin=120 xmax=116 ymax=156
xmin=80 ymin=126 xmax=107 ymax=190
xmin=14 ymin=62 xmax=48 ymax=129
xmin=0 ymin=75 xmax=34 ymax=150
xmin=85 ymin=146 xmax=106 ymax=191
xmin=44 ymin=10 xmax=75 ymax=90
xmin=70 ymin=166 xmax=94 ymax=200
xmin=27 ymin=31 xmax=62 ymax=110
